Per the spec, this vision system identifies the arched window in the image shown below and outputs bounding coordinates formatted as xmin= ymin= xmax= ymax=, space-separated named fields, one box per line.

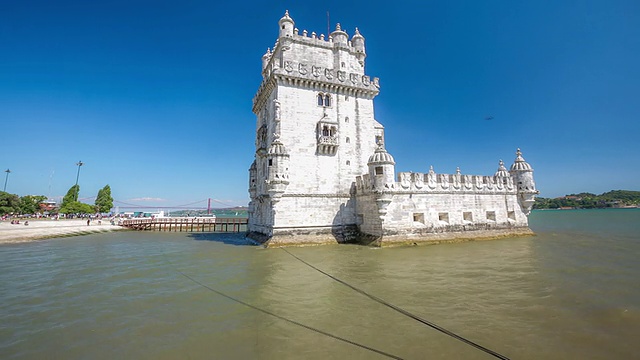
xmin=317 ymin=93 xmax=332 ymax=107
xmin=346 ymin=137 xmax=350 ymax=143
xmin=322 ymin=126 xmax=329 ymax=136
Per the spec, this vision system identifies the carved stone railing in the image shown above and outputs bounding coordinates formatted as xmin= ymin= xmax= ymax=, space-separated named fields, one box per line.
xmin=317 ymin=135 xmax=339 ymax=145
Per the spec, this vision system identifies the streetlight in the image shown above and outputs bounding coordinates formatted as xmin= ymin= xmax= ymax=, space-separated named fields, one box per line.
xmin=75 ymin=161 xmax=84 ymax=201
xmin=3 ymin=169 xmax=10 ymax=192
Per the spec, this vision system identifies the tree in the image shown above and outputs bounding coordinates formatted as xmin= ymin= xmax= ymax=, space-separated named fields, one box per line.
xmin=59 ymin=201 xmax=94 ymax=215
xmin=18 ymin=195 xmax=47 ymax=215
xmin=59 ymin=184 xmax=95 ymax=215
xmin=0 ymin=191 xmax=20 ymax=215
xmin=95 ymin=185 xmax=113 ymax=213
xmin=61 ymin=185 xmax=80 ymax=209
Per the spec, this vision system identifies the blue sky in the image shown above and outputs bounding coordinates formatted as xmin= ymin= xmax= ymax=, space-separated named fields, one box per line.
xmin=1 ymin=1 xmax=639 ymax=209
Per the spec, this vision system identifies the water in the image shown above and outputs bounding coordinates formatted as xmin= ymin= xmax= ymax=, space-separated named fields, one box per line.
xmin=1 ymin=209 xmax=639 ymax=359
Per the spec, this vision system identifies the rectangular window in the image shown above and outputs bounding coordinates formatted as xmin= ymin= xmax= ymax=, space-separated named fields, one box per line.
xmin=438 ymin=212 xmax=449 ymax=223
xmin=375 ymin=166 xmax=383 ymax=175
xmin=413 ymin=213 xmax=425 ymax=224
xmin=486 ymin=211 xmax=496 ymax=222
xmin=463 ymin=212 xmax=473 ymax=222
xmin=268 ymin=159 xmax=273 ymax=166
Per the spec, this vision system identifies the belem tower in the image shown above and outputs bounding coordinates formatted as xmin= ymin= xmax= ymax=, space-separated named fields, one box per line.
xmin=247 ymin=11 xmax=538 ymax=246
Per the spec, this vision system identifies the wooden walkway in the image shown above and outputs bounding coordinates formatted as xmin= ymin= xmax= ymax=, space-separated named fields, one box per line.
xmin=120 ymin=217 xmax=248 ymax=233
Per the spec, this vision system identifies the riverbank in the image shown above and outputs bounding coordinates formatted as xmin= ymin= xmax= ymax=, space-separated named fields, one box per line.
xmin=0 ymin=219 xmax=126 ymax=244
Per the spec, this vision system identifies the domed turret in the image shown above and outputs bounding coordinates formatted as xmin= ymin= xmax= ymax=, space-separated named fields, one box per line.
xmin=330 ymin=23 xmax=348 ymax=46
xmin=267 ymin=136 xmax=288 ymax=156
xmin=351 ymin=27 xmax=366 ymax=63
xmin=495 ymin=160 xmax=510 ymax=177
xmin=510 ymin=148 xmax=533 ymax=171
xmin=509 ymin=148 xmax=538 ymax=215
xmin=367 ymin=145 xmax=395 ymax=165
xmin=266 ymin=135 xmax=290 ymax=203
xmin=368 ymin=143 xmax=396 ymax=190
xmin=278 ymin=10 xmax=294 ymax=38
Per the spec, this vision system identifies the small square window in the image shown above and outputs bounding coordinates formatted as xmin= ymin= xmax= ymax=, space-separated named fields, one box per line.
xmin=375 ymin=166 xmax=383 ymax=175
xmin=463 ymin=212 xmax=473 ymax=222
xmin=508 ymin=211 xmax=516 ymax=221
xmin=413 ymin=213 xmax=425 ymax=224
xmin=438 ymin=213 xmax=449 ymax=223
xmin=486 ymin=211 xmax=496 ymax=221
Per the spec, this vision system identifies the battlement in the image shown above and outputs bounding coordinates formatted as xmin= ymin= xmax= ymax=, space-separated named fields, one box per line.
xmin=252 ymin=58 xmax=380 ymax=113
xmin=355 ymin=170 xmax=516 ymax=194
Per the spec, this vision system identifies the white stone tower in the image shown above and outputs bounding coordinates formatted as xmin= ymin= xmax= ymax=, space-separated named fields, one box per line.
xmin=248 ymin=11 xmax=383 ymax=245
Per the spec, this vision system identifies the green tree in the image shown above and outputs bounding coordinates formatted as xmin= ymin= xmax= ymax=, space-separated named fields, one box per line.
xmin=94 ymin=185 xmax=113 ymax=213
xmin=59 ymin=184 xmax=95 ymax=215
xmin=18 ymin=195 xmax=47 ymax=215
xmin=61 ymin=185 xmax=80 ymax=209
xmin=59 ymin=201 xmax=94 ymax=215
xmin=0 ymin=191 xmax=20 ymax=215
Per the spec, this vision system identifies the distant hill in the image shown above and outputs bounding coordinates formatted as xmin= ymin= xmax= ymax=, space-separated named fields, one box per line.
xmin=534 ymin=190 xmax=640 ymax=209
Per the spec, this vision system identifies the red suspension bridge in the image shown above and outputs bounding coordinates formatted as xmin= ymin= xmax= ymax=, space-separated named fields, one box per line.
xmin=77 ymin=197 xmax=243 ymax=213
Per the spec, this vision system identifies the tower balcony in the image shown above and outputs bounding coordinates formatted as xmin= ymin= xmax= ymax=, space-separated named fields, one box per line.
xmin=317 ymin=135 xmax=339 ymax=155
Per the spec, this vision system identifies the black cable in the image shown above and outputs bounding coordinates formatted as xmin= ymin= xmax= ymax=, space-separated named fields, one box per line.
xmin=163 ymin=253 xmax=404 ymax=360
xmin=281 ymin=248 xmax=511 ymax=360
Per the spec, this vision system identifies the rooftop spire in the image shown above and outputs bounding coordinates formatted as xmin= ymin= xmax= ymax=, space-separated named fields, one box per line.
xmin=495 ymin=159 xmax=510 ymax=177
xmin=510 ymin=148 xmax=533 ymax=171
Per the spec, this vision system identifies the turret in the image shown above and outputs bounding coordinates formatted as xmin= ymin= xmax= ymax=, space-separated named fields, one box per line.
xmin=367 ymin=142 xmax=396 ymax=191
xmin=351 ymin=27 xmax=366 ymax=64
xmin=367 ymin=143 xmax=395 ymax=219
xmin=330 ymin=23 xmax=349 ymax=46
xmin=261 ymin=48 xmax=271 ymax=71
xmin=249 ymin=160 xmax=257 ymax=198
xmin=278 ymin=10 xmax=294 ymax=38
xmin=509 ymin=148 xmax=538 ymax=214
xmin=265 ymin=135 xmax=290 ymax=203
xmin=509 ymin=149 xmax=536 ymax=192
xmin=494 ymin=159 xmax=509 ymax=177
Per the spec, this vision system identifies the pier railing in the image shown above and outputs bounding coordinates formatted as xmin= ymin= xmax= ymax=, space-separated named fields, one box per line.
xmin=120 ymin=217 xmax=248 ymax=233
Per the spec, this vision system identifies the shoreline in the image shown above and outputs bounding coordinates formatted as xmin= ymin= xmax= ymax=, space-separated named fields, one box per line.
xmin=0 ymin=219 xmax=127 ymax=245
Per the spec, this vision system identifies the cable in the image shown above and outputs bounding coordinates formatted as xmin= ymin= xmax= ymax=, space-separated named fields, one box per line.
xmin=163 ymin=253 xmax=403 ymax=359
xmin=281 ymin=248 xmax=511 ymax=360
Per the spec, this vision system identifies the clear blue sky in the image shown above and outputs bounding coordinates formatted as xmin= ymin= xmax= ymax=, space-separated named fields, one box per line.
xmin=1 ymin=0 xmax=639 ymax=209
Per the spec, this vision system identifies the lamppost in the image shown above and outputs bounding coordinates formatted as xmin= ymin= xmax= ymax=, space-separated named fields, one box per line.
xmin=75 ymin=161 xmax=84 ymax=201
xmin=3 ymin=169 xmax=10 ymax=192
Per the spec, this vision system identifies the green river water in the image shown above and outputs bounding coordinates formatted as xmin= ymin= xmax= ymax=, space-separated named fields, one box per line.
xmin=1 ymin=209 xmax=639 ymax=359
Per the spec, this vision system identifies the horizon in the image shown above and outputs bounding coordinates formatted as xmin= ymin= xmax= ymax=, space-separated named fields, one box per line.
xmin=2 ymin=1 xmax=639 ymax=206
